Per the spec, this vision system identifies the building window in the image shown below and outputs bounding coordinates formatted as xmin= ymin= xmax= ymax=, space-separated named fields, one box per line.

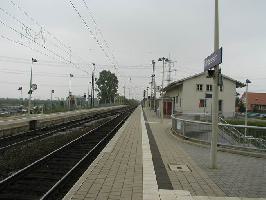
xmin=206 ymin=84 xmax=212 ymax=91
xmin=219 ymin=100 xmax=223 ymax=111
xmin=175 ymin=96 xmax=178 ymax=104
xmin=196 ymin=84 xmax=203 ymax=91
xmin=220 ymin=85 xmax=223 ymax=92
xmin=199 ymin=99 xmax=206 ymax=108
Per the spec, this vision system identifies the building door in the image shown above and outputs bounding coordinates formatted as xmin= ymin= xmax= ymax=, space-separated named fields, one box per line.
xmin=163 ymin=101 xmax=172 ymax=116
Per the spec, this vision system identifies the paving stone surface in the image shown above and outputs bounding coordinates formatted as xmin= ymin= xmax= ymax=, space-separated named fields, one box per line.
xmin=144 ymin=108 xmax=266 ymax=198
xmin=63 ymin=107 xmax=143 ymax=200
xmin=64 ymin=106 xmax=266 ymax=200
xmin=144 ymin=108 xmax=225 ymax=197
xmin=177 ymin=139 xmax=266 ymax=198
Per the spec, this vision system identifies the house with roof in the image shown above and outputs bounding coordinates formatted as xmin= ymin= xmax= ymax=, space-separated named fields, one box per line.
xmin=162 ymin=72 xmax=244 ymax=117
xmin=241 ymin=92 xmax=266 ymax=112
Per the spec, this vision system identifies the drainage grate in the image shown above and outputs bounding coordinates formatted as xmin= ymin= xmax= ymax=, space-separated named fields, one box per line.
xmin=168 ymin=164 xmax=191 ymax=172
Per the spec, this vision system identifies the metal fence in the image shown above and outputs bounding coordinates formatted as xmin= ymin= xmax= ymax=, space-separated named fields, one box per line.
xmin=171 ymin=114 xmax=266 ymax=150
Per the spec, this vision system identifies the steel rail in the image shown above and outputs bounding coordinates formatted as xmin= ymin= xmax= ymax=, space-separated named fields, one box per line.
xmin=41 ymin=109 xmax=132 ymax=199
xmin=0 ymin=107 xmax=134 ymax=200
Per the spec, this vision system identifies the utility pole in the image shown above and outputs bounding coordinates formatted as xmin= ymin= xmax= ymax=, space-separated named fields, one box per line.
xmin=244 ymin=79 xmax=251 ymax=138
xmin=87 ymin=80 xmax=91 ymax=108
xmin=129 ymin=77 xmax=132 ymax=100
xmin=18 ymin=86 xmax=23 ymax=101
xmin=146 ymin=87 xmax=149 ymax=107
xmin=68 ymin=73 xmax=74 ymax=110
xmin=152 ymin=60 xmax=156 ymax=112
xmin=123 ymin=85 xmax=126 ymax=104
xmin=166 ymin=60 xmax=171 ymax=85
xmin=150 ymin=81 xmax=153 ymax=108
xmin=28 ymin=58 xmax=37 ymax=115
xmin=210 ymin=0 xmax=219 ymax=169
xmin=158 ymin=57 xmax=169 ymax=122
xmin=51 ymin=89 xmax=54 ymax=111
xmin=91 ymin=63 xmax=95 ymax=107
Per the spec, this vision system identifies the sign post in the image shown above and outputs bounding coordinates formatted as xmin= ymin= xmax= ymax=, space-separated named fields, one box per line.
xmin=211 ymin=0 xmax=220 ymax=169
xmin=204 ymin=0 xmax=222 ymax=169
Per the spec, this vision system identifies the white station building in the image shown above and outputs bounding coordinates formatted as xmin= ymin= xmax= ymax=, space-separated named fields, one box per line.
xmin=162 ymin=72 xmax=244 ymax=118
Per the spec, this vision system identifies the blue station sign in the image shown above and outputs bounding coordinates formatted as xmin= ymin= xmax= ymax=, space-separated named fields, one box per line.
xmin=204 ymin=47 xmax=223 ymax=71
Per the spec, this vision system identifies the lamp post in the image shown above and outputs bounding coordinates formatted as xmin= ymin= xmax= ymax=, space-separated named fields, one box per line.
xmin=88 ymin=81 xmax=91 ymax=108
xmin=28 ymin=58 xmax=37 ymax=115
xmin=152 ymin=60 xmax=156 ymax=112
xmin=123 ymin=85 xmax=126 ymax=104
xmin=51 ymin=89 xmax=54 ymax=111
xmin=91 ymin=63 xmax=95 ymax=107
xmin=146 ymin=87 xmax=149 ymax=107
xmin=150 ymin=81 xmax=153 ymax=108
xmin=158 ymin=57 xmax=169 ymax=122
xmin=245 ymin=79 xmax=251 ymax=137
xmin=69 ymin=74 xmax=74 ymax=95
xmin=18 ymin=86 xmax=23 ymax=101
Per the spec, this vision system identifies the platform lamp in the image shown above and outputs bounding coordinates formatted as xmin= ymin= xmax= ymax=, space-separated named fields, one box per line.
xmin=91 ymin=63 xmax=96 ymax=107
xmin=18 ymin=86 xmax=23 ymax=100
xmin=51 ymin=89 xmax=55 ymax=110
xmin=28 ymin=58 xmax=38 ymax=115
xmin=146 ymin=86 xmax=149 ymax=107
xmin=244 ymin=79 xmax=251 ymax=138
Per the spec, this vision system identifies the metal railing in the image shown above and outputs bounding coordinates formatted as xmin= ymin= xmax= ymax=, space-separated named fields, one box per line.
xmin=171 ymin=114 xmax=266 ymax=150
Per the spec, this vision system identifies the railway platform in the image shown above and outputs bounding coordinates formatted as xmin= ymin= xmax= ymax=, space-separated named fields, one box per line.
xmin=64 ymin=106 xmax=266 ymax=200
xmin=0 ymin=105 xmax=125 ymax=138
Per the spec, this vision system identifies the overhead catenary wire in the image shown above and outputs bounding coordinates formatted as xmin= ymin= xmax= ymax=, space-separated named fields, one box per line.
xmin=68 ymin=0 xmax=117 ymax=69
xmin=0 ymin=30 xmax=88 ymax=74
xmin=0 ymin=6 xmax=70 ymax=56
xmin=0 ymin=67 xmax=150 ymax=80
xmin=9 ymin=0 xmax=70 ymax=50
xmin=3 ymin=1 xmax=91 ymax=74
xmin=80 ymin=0 xmax=119 ymax=68
xmin=0 ymin=55 xmax=152 ymax=69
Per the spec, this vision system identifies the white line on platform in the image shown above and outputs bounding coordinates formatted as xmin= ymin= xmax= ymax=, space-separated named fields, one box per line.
xmin=145 ymin=121 xmax=160 ymax=124
xmin=142 ymin=108 xmax=195 ymax=200
xmin=141 ymin=108 xmax=160 ymax=200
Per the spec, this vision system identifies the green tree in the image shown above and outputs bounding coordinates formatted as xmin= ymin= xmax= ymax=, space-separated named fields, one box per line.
xmin=96 ymin=70 xmax=118 ymax=104
xmin=238 ymin=99 xmax=245 ymax=113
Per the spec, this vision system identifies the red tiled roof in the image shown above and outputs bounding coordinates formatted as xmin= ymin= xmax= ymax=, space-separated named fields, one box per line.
xmin=241 ymin=92 xmax=266 ymax=110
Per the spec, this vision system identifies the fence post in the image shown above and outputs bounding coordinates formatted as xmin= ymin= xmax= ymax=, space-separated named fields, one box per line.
xmin=182 ymin=120 xmax=185 ymax=136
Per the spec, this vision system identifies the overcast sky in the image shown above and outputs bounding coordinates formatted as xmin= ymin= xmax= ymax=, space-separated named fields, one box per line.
xmin=0 ymin=0 xmax=266 ymax=100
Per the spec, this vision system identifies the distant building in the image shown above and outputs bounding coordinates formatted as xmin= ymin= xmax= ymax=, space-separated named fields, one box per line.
xmin=241 ymin=92 xmax=266 ymax=112
xmin=163 ymin=72 xmax=244 ymax=117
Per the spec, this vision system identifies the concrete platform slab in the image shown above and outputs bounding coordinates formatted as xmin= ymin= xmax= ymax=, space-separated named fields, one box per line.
xmin=144 ymin=107 xmax=266 ymax=199
xmin=0 ymin=105 xmax=125 ymax=138
xmin=64 ymin=106 xmax=143 ymax=200
xmin=63 ymin=106 xmax=265 ymax=200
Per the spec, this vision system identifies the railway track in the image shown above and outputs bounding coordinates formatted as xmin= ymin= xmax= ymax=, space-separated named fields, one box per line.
xmin=0 ymin=108 xmax=125 ymax=152
xmin=0 ymin=107 xmax=135 ymax=200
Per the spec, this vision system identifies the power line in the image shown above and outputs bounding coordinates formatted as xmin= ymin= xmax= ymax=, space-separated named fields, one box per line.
xmin=3 ymin=1 xmax=91 ymax=74
xmin=0 ymin=31 xmax=88 ymax=74
xmin=68 ymin=0 xmax=117 ymax=69
xmin=0 ymin=80 xmax=88 ymax=88
xmin=0 ymin=68 xmax=88 ymax=78
xmin=9 ymin=0 xmax=70 ymax=50
xmin=0 ymin=6 xmax=70 ymax=56
xmin=0 ymin=55 xmax=152 ymax=69
xmin=80 ymin=0 xmax=119 ymax=67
